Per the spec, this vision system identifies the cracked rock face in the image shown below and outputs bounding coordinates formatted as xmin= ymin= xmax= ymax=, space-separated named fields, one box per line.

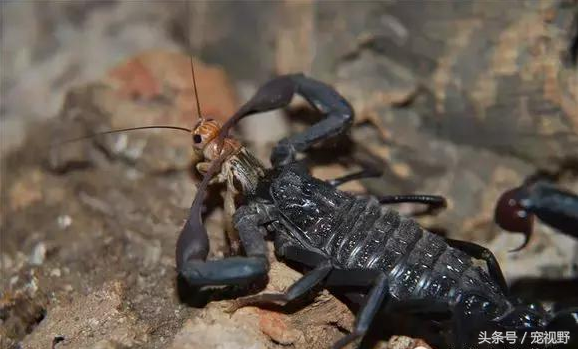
xmin=2 ymin=2 xmax=577 ymax=349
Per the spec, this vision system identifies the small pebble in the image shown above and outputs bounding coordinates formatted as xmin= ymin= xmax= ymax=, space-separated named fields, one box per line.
xmin=25 ymin=276 xmax=38 ymax=294
xmin=10 ymin=275 xmax=19 ymax=286
xmin=88 ymin=318 xmax=99 ymax=327
xmin=50 ymin=268 xmax=61 ymax=277
xmin=57 ymin=215 xmax=72 ymax=229
xmin=29 ymin=242 xmax=46 ymax=265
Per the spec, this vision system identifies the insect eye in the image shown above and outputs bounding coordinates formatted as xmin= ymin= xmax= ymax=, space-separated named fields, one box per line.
xmin=193 ymin=134 xmax=203 ymax=144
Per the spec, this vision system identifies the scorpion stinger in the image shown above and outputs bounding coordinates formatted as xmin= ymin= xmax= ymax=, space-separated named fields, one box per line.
xmin=495 ymin=180 xmax=578 ymax=252
xmin=495 ymin=185 xmax=535 ymax=252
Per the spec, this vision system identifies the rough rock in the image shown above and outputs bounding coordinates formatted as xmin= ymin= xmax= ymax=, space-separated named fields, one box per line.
xmin=169 ymin=306 xmax=266 ymax=349
xmin=385 ymin=336 xmax=433 ymax=349
xmin=20 ymin=281 xmax=149 ymax=349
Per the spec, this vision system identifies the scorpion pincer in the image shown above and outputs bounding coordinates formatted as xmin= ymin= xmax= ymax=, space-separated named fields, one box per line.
xmin=176 ymin=74 xmax=578 ymax=348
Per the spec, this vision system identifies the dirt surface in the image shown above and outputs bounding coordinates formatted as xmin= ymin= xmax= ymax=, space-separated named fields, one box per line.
xmin=2 ymin=1 xmax=578 ymax=349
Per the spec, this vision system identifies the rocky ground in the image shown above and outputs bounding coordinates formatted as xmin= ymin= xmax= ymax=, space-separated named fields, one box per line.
xmin=1 ymin=1 xmax=577 ymax=349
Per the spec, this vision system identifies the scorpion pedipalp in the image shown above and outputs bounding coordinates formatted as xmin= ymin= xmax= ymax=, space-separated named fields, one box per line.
xmin=176 ymin=153 xmax=229 ymax=270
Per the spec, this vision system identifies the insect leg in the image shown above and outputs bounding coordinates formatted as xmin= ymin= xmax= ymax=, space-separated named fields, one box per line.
xmin=218 ymin=74 xmax=353 ymax=167
xmin=178 ymin=204 xmax=271 ymax=286
xmin=445 ymin=238 xmax=509 ymax=295
xmin=196 ymin=161 xmax=227 ymax=184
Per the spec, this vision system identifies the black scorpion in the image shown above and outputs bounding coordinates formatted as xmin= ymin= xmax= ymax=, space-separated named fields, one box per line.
xmin=176 ymin=74 xmax=578 ymax=348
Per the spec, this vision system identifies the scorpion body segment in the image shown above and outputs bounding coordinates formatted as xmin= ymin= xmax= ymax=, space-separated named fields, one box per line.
xmin=267 ymin=165 xmax=508 ymax=312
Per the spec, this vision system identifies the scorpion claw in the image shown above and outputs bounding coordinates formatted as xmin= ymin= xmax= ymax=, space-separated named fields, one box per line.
xmin=176 ymin=154 xmax=230 ymax=271
xmin=180 ymin=256 xmax=268 ymax=286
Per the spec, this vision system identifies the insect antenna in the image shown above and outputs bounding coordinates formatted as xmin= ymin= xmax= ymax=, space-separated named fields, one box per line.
xmin=186 ymin=0 xmax=204 ymax=126
xmin=51 ymin=125 xmax=192 ymax=147
xmin=189 ymin=56 xmax=203 ymax=123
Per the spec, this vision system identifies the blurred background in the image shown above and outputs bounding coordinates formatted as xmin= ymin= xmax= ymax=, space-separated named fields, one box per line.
xmin=1 ymin=1 xmax=577 ymax=348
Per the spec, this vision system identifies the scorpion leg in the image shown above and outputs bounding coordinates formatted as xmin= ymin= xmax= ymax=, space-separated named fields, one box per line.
xmin=227 ymin=260 xmax=333 ymax=311
xmin=377 ymin=194 xmax=446 ymax=207
xmin=378 ymin=194 xmax=447 ymax=214
xmin=280 ymin=240 xmax=392 ymax=335
xmin=231 ymin=240 xmax=391 ymax=349
xmin=178 ymin=204 xmax=271 ymax=286
xmin=327 ymin=165 xmax=383 ymax=187
xmin=218 ymin=74 xmax=354 ymax=167
xmin=445 ymin=238 xmax=508 ymax=295
xmin=228 ymin=240 xmax=333 ymax=311
xmin=331 ymin=273 xmax=389 ymax=349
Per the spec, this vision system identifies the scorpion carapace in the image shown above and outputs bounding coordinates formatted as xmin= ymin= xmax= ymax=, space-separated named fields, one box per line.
xmin=495 ymin=180 xmax=578 ymax=251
